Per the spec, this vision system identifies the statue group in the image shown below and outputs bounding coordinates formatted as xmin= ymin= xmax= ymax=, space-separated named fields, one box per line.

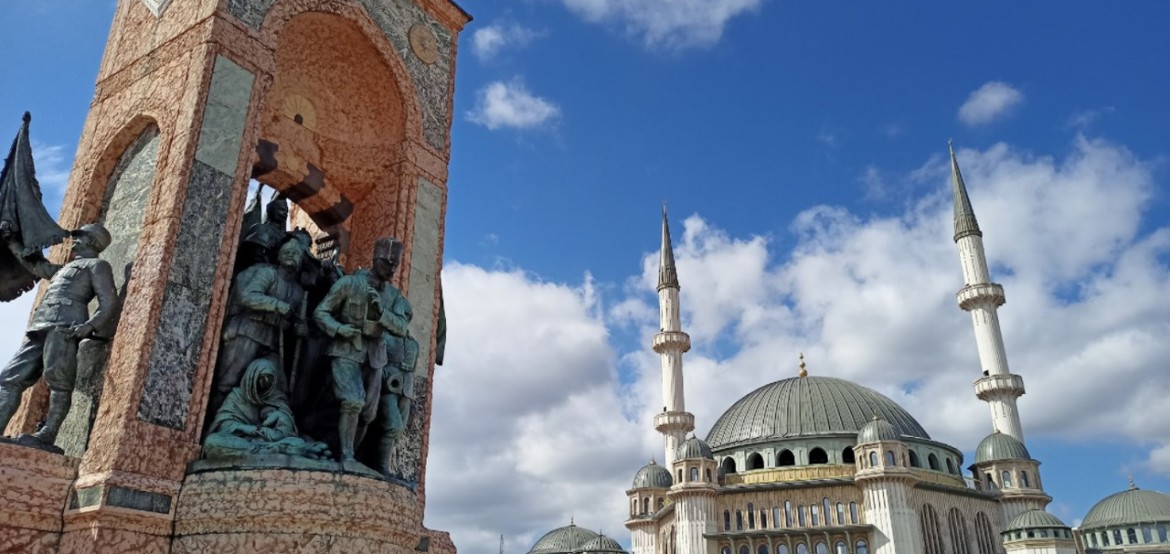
xmin=0 ymin=114 xmax=419 ymax=482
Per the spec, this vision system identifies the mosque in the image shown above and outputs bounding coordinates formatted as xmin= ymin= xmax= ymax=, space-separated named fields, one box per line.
xmin=522 ymin=146 xmax=1170 ymax=554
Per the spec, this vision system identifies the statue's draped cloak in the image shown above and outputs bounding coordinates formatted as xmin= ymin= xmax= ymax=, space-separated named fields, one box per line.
xmin=0 ymin=113 xmax=69 ymax=301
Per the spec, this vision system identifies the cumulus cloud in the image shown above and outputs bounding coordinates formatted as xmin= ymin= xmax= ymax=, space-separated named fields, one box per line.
xmin=471 ymin=22 xmax=543 ymax=61
xmin=559 ymin=0 xmax=763 ymax=50
xmin=958 ymin=81 xmax=1024 ymax=126
xmin=424 ymin=136 xmax=1170 ymax=553
xmin=467 ymin=79 xmax=561 ymax=131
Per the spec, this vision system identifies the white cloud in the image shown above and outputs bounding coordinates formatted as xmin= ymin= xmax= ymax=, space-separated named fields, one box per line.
xmin=560 ymin=0 xmax=763 ymax=50
xmin=471 ymin=22 xmax=543 ymax=61
xmin=466 ymin=79 xmax=561 ymax=131
xmin=31 ymin=141 xmax=71 ymax=215
xmin=958 ymin=81 xmax=1024 ymax=126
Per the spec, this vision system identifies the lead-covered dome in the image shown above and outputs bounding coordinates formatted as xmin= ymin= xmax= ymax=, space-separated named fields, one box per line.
xmin=677 ymin=436 xmax=714 ymax=460
xmin=631 ymin=461 xmax=672 ymax=489
xmin=581 ymin=535 xmax=627 ymax=554
xmin=528 ymin=524 xmax=599 ymax=554
xmin=857 ymin=417 xmax=899 ymax=443
xmin=1082 ymin=487 xmax=1170 ymax=529
xmin=974 ymin=432 xmax=1030 ymax=464
xmin=706 ymin=376 xmax=929 ymax=450
xmin=1005 ymin=509 xmax=1069 ymax=532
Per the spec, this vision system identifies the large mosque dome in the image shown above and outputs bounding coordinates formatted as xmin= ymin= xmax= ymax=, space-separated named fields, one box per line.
xmin=528 ymin=524 xmax=599 ymax=554
xmin=706 ymin=375 xmax=930 ymax=450
xmin=1081 ymin=486 xmax=1170 ymax=528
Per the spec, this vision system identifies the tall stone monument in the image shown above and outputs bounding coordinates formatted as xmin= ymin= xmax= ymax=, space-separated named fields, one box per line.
xmin=0 ymin=0 xmax=469 ymax=551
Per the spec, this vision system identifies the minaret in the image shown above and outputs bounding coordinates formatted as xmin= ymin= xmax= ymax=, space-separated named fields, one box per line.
xmin=653 ymin=205 xmax=695 ymax=468
xmin=950 ymin=142 xmax=1027 ymax=442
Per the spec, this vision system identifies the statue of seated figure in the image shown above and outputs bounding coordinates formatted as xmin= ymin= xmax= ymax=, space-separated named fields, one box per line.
xmin=203 ymin=357 xmax=329 ymax=462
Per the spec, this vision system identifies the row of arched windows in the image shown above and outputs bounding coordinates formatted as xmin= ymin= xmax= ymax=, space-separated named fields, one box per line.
xmin=630 ymin=496 xmax=665 ymax=516
xmin=980 ymin=468 xmax=1030 ymax=491
xmin=919 ymin=504 xmax=996 ymax=554
xmin=724 ymin=446 xmax=961 ymax=476
xmin=722 ymin=499 xmax=860 ymax=531
xmin=721 ymin=540 xmax=869 ymax=554
xmin=676 ymin=466 xmax=713 ymax=484
xmin=1083 ymin=525 xmax=1170 ymax=548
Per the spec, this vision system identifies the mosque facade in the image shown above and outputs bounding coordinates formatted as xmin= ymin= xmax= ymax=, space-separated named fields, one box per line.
xmin=524 ymin=145 xmax=1170 ymax=554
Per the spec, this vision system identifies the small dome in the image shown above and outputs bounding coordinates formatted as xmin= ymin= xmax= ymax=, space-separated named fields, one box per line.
xmin=974 ymin=432 xmax=1030 ymax=464
xmin=1082 ymin=487 xmax=1170 ymax=529
xmin=631 ymin=461 xmax=672 ymax=489
xmin=677 ymin=436 xmax=714 ymax=460
xmin=857 ymin=417 xmax=899 ymax=443
xmin=706 ymin=376 xmax=929 ymax=450
xmin=581 ymin=535 xmax=627 ymax=554
xmin=529 ymin=525 xmax=599 ymax=554
xmin=1004 ymin=509 xmax=1069 ymax=532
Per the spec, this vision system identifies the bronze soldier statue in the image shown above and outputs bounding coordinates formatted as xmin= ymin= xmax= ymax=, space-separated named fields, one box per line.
xmin=314 ymin=238 xmax=417 ymax=476
xmin=236 ymin=194 xmax=289 ymax=272
xmin=0 ymin=224 xmax=118 ymax=450
xmin=208 ymin=237 xmax=307 ymax=423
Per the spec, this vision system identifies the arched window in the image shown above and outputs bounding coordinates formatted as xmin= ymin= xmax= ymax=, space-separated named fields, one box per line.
xmin=836 ymin=503 xmax=845 ymax=526
xmin=1143 ymin=526 xmax=1154 ymax=543
xmin=869 ymin=452 xmax=879 ymax=467
xmin=908 ymin=450 xmax=920 ymax=467
xmin=1158 ymin=525 xmax=1169 ymax=541
xmin=948 ymin=507 xmax=971 ymax=554
xmin=834 ymin=542 xmax=847 ymax=554
xmin=643 ymin=498 xmax=649 ymax=513
xmin=842 ymin=447 xmax=855 ymax=464
xmin=758 ymin=546 xmax=769 ymax=554
xmin=748 ymin=453 xmax=765 ymax=470
xmin=723 ymin=510 xmax=731 ymax=531
xmin=798 ymin=505 xmax=806 ymax=527
xmin=736 ymin=511 xmax=744 ymax=530
xmin=690 ymin=467 xmax=699 ymax=482
xmin=705 ymin=468 xmax=712 ymax=482
xmin=810 ymin=504 xmax=819 ymax=526
xmin=1128 ymin=528 xmax=1138 ymax=544
xmin=946 ymin=458 xmax=955 ymax=474
xmin=761 ymin=509 xmax=768 ymax=529
xmin=855 ymin=541 xmax=868 ymax=554
xmin=796 ymin=544 xmax=808 ymax=554
xmin=850 ymin=502 xmax=859 ymax=524
xmin=1114 ymin=529 xmax=1123 ymax=545
xmin=678 ymin=469 xmax=683 ymax=482
xmin=1001 ymin=470 xmax=1013 ymax=488
xmin=884 ymin=451 xmax=896 ymax=466
xmin=778 ymin=449 xmax=796 ymax=466
xmin=985 ymin=473 xmax=996 ymax=489
xmin=740 ymin=546 xmax=750 ymax=554
xmin=919 ymin=504 xmax=944 ymax=554
xmin=722 ymin=547 xmax=731 ymax=554
xmin=1020 ymin=470 xmax=1030 ymax=488
xmin=815 ymin=543 xmax=827 ymax=554
xmin=974 ymin=512 xmax=996 ymax=554
xmin=785 ymin=500 xmax=794 ymax=526
xmin=1102 ymin=531 xmax=1110 ymax=545
xmin=809 ymin=447 xmax=828 ymax=464
xmin=722 ymin=457 xmax=737 ymax=474
xmin=748 ymin=503 xmax=756 ymax=529
xmin=928 ymin=453 xmax=940 ymax=470
xmin=778 ymin=546 xmax=790 ymax=554
xmin=823 ymin=498 xmax=832 ymax=524
xmin=773 ymin=507 xmax=781 ymax=528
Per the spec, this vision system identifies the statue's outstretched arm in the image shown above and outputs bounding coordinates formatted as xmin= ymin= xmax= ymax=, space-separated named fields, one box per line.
xmin=5 ymin=239 xmax=59 ymax=280
xmin=83 ymin=259 xmax=119 ymax=334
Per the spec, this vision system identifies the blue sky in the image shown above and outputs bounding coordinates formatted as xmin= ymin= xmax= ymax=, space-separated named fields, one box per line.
xmin=3 ymin=1 xmax=1170 ymax=552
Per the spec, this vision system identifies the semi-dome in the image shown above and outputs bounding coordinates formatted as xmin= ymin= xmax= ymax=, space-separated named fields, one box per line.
xmin=677 ymin=436 xmax=714 ymax=460
xmin=581 ymin=535 xmax=627 ymax=554
xmin=1081 ymin=486 xmax=1170 ymax=529
xmin=857 ymin=417 xmax=899 ymax=443
xmin=631 ymin=461 xmax=672 ymax=489
xmin=706 ymin=376 xmax=929 ymax=450
xmin=528 ymin=524 xmax=599 ymax=554
xmin=973 ymin=432 xmax=1030 ymax=464
xmin=1005 ymin=509 xmax=1069 ymax=532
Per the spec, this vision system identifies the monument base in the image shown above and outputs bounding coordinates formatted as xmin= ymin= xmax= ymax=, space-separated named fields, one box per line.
xmin=0 ymin=442 xmax=78 ymax=552
xmin=173 ymin=467 xmax=429 ymax=553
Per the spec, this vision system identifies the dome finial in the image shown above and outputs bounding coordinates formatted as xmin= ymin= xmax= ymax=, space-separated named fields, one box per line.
xmin=798 ymin=352 xmax=807 ymax=378
xmin=1128 ymin=474 xmax=1138 ymax=490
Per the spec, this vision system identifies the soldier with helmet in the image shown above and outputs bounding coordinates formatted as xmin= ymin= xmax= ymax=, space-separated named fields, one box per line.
xmin=0 ymin=223 xmax=119 ymax=450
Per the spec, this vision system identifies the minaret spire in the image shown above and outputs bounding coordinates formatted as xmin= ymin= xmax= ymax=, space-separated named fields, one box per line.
xmin=949 ymin=142 xmax=1027 ymax=443
xmin=652 ymin=205 xmax=694 ymax=467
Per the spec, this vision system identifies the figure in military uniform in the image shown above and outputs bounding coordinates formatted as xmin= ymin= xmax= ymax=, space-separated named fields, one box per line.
xmin=235 ymin=194 xmax=289 ymax=272
xmin=314 ymin=238 xmax=418 ymax=475
xmin=208 ymin=237 xmax=307 ymax=422
xmin=0 ymin=224 xmax=118 ymax=449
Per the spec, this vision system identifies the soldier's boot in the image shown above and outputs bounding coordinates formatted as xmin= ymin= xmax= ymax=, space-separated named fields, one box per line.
xmin=0 ymin=388 xmax=21 ymax=436
xmin=338 ymin=410 xmax=359 ymax=463
xmin=377 ymin=433 xmax=397 ymax=478
xmin=30 ymin=390 xmax=70 ymax=444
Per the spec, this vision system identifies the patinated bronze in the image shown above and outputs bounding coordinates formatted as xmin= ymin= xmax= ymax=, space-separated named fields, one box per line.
xmin=0 ymin=223 xmax=119 ymax=452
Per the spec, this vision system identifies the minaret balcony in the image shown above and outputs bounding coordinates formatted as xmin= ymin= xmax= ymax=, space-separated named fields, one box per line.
xmin=654 ymin=411 xmax=695 ymax=434
xmin=974 ymin=373 xmax=1026 ymax=399
xmin=956 ymin=282 xmax=1006 ymax=310
xmin=652 ymin=331 xmax=692 ymax=353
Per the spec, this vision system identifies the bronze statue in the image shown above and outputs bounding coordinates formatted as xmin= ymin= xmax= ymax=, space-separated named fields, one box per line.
xmin=0 ymin=223 xmax=118 ymax=451
xmin=236 ymin=194 xmax=289 ymax=271
xmin=314 ymin=237 xmax=417 ymax=476
xmin=208 ymin=237 xmax=307 ymax=422
xmin=203 ymin=357 xmax=329 ymax=461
